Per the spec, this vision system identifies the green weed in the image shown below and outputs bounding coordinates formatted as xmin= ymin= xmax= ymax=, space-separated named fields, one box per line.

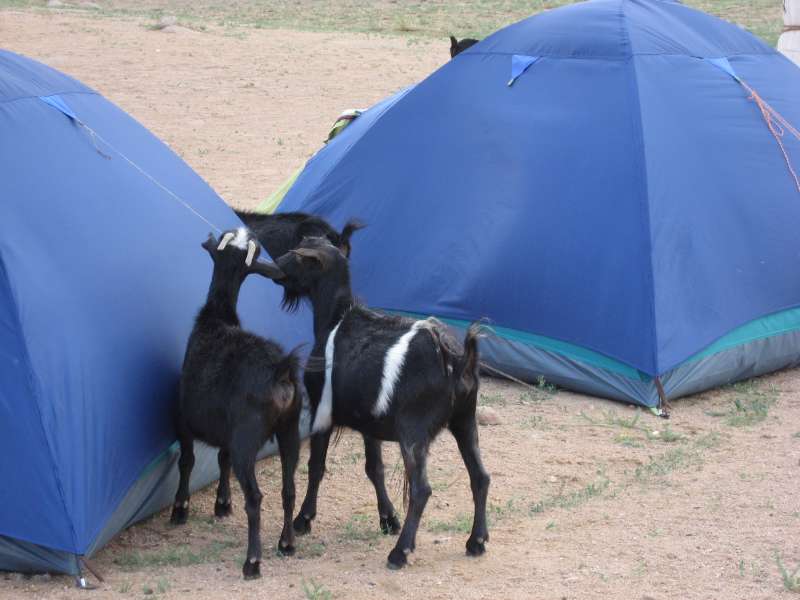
xmin=777 ymin=554 xmax=800 ymax=592
xmin=340 ymin=514 xmax=381 ymax=543
xmin=428 ymin=512 xmax=473 ymax=534
xmin=303 ymin=578 xmax=333 ymax=600
xmin=114 ymin=539 xmax=236 ymax=571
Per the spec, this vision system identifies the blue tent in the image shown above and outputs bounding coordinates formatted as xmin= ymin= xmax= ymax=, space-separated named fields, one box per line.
xmin=0 ymin=50 xmax=310 ymax=575
xmin=277 ymin=0 xmax=800 ymax=407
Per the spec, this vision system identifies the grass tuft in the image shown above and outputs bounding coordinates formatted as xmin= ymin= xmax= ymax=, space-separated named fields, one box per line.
xmin=776 ymin=553 xmax=800 ymax=593
xmin=114 ymin=539 xmax=236 ymax=571
xmin=303 ymin=578 xmax=333 ymax=600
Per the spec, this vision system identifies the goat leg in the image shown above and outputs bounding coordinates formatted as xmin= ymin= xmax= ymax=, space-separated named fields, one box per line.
xmin=293 ymin=429 xmax=332 ymax=535
xmin=387 ymin=440 xmax=431 ymax=570
xmin=450 ymin=416 xmax=491 ymax=556
xmin=363 ymin=435 xmax=401 ymax=535
xmin=276 ymin=425 xmax=300 ymax=555
xmin=214 ymin=448 xmax=233 ymax=518
xmin=233 ymin=452 xmax=263 ymax=580
xmin=170 ymin=433 xmax=195 ymax=525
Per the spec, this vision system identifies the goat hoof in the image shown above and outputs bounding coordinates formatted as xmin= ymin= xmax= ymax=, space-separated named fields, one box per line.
xmin=293 ymin=514 xmax=312 ymax=535
xmin=242 ymin=559 xmax=261 ymax=580
xmin=169 ymin=505 xmax=188 ymax=525
xmin=277 ymin=540 xmax=296 ymax=557
xmin=214 ymin=500 xmax=232 ymax=518
xmin=386 ymin=548 xmax=408 ymax=570
xmin=380 ymin=514 xmax=401 ymax=535
xmin=466 ymin=536 xmax=486 ymax=556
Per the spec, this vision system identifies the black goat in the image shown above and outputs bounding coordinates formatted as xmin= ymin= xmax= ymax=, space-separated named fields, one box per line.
xmin=261 ymin=237 xmax=490 ymax=569
xmin=450 ymin=35 xmax=479 ymax=58
xmin=234 ymin=210 xmax=364 ymax=311
xmin=171 ymin=227 xmax=302 ymax=580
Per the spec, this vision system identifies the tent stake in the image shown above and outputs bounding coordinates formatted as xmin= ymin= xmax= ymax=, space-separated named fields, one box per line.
xmin=81 ymin=557 xmax=105 ymax=583
xmin=654 ymin=377 xmax=671 ymax=419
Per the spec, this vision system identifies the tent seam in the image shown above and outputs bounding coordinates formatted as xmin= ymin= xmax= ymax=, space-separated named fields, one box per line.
xmin=0 ymin=90 xmax=97 ymax=106
xmin=461 ymin=50 xmax=775 ymax=61
xmin=0 ymin=253 xmax=79 ymax=553
xmin=285 ymin=86 xmax=413 ymax=213
xmin=620 ymin=0 xmax=660 ymax=376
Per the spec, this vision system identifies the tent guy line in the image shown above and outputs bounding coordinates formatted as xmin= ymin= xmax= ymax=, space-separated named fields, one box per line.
xmin=41 ymin=94 xmax=225 ymax=235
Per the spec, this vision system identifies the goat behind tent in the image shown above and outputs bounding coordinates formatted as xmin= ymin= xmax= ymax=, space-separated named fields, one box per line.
xmin=450 ymin=35 xmax=480 ymax=57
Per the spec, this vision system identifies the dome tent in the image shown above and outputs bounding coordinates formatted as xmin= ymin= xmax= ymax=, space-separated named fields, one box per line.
xmin=0 ymin=50 xmax=310 ymax=576
xmin=276 ymin=0 xmax=800 ymax=408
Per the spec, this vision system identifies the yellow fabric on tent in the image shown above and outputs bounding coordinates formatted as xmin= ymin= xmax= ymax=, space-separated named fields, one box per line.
xmin=254 ymin=108 xmax=364 ymax=214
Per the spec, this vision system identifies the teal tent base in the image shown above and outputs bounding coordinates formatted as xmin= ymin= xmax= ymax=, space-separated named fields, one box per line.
xmin=0 ymin=411 xmax=311 ymax=575
xmin=477 ymin=324 xmax=800 ymax=407
xmin=392 ymin=310 xmax=800 ymax=407
xmin=0 ymin=537 xmax=80 ymax=576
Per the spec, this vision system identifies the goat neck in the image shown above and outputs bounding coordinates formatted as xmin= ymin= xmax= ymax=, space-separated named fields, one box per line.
xmin=309 ymin=269 xmax=352 ymax=340
xmin=199 ymin=268 xmax=244 ymax=327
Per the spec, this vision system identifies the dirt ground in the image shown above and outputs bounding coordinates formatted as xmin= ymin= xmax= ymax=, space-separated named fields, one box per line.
xmin=1 ymin=5 xmax=799 ymax=600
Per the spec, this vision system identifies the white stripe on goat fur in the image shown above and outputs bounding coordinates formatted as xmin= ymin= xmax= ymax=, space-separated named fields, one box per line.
xmin=312 ymin=320 xmax=342 ymax=433
xmin=372 ymin=319 xmax=434 ymax=417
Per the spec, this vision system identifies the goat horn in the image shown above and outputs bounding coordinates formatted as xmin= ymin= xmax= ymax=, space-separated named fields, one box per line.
xmin=217 ymin=232 xmax=235 ymax=251
xmin=245 ymin=240 xmax=257 ymax=266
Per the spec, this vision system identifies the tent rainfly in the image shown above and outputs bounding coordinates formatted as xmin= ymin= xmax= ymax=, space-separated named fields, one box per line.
xmin=0 ymin=49 xmax=311 ymax=577
xmin=275 ymin=0 xmax=800 ymax=409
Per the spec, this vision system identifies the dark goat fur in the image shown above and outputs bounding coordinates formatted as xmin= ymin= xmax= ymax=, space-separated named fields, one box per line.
xmin=262 ymin=237 xmax=490 ymax=569
xmin=171 ymin=228 xmax=302 ymax=580
xmin=234 ymin=210 xmax=364 ymax=311
xmin=450 ymin=35 xmax=479 ymax=58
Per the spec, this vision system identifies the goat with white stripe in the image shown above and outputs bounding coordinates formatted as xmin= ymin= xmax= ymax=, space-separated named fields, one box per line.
xmin=262 ymin=236 xmax=490 ymax=569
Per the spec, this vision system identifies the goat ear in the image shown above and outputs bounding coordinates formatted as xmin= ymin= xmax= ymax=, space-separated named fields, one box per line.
xmin=201 ymin=233 xmax=217 ymax=254
xmin=338 ymin=219 xmax=365 ymax=258
xmin=290 ymin=247 xmax=330 ymax=268
xmin=248 ymin=259 xmax=285 ymax=280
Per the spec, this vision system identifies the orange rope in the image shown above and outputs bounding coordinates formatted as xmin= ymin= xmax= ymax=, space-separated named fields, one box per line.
xmin=738 ymin=79 xmax=800 ymax=193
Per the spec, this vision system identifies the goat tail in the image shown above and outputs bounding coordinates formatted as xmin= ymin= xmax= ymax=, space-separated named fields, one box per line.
xmin=456 ymin=322 xmax=483 ymax=381
xmin=276 ymin=346 xmax=303 ymax=383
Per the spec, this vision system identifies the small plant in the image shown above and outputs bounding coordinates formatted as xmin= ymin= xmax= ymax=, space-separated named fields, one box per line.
xmin=647 ymin=425 xmax=683 ymax=443
xmin=302 ymin=578 xmax=333 ymax=600
xmin=545 ymin=520 xmax=556 ymax=530
xmin=536 ymin=375 xmax=558 ymax=395
xmin=114 ymin=539 xmax=236 ymax=571
xmin=156 ymin=578 xmax=170 ymax=594
xmin=581 ymin=409 xmax=641 ymax=430
xmin=792 ymin=432 xmax=800 ymax=439
xmin=340 ymin=514 xmax=381 ymax=543
xmin=479 ymin=392 xmax=505 ymax=406
xmin=301 ymin=541 xmax=327 ymax=559
xmin=142 ymin=585 xmax=154 ymax=596
xmin=613 ymin=433 xmax=643 ymax=448
xmin=428 ymin=513 xmax=472 ymax=534
xmin=726 ymin=395 xmax=774 ymax=427
xmin=776 ymin=553 xmax=800 ymax=592
xmin=118 ymin=580 xmax=132 ymax=593
xmin=521 ymin=414 xmax=547 ymax=429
